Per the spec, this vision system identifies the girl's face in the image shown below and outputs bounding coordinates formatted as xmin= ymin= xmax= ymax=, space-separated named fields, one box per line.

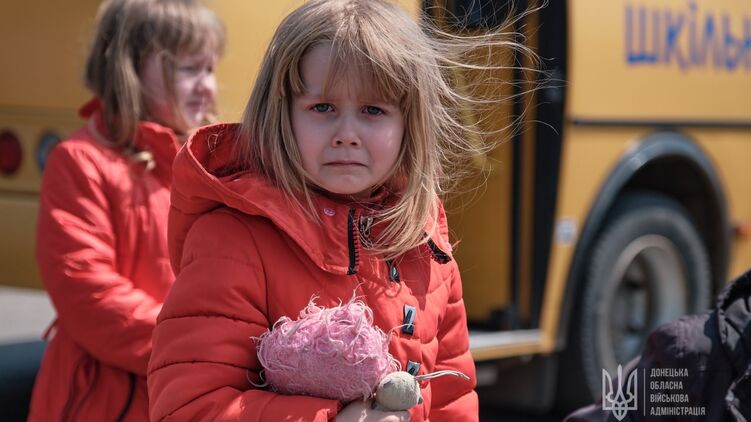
xmin=291 ymin=43 xmax=404 ymax=198
xmin=140 ymin=49 xmax=218 ymax=135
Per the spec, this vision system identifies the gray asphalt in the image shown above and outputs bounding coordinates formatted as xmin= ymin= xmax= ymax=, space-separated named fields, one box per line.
xmin=0 ymin=287 xmax=54 ymax=345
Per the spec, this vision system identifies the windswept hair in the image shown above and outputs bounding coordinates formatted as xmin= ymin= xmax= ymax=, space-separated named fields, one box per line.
xmin=238 ymin=0 xmax=542 ymax=259
xmin=85 ymin=0 xmax=225 ymax=147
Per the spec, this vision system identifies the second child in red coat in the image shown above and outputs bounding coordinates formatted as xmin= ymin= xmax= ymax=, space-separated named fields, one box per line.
xmin=148 ymin=0 xmax=536 ymax=421
xmin=29 ymin=1 xmax=224 ymax=421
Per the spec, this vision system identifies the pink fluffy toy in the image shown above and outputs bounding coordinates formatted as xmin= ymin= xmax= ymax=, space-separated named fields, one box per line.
xmin=252 ymin=294 xmax=468 ymax=411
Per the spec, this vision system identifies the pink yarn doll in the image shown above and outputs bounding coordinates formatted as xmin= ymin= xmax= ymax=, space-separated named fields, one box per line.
xmin=253 ymin=294 xmax=468 ymax=411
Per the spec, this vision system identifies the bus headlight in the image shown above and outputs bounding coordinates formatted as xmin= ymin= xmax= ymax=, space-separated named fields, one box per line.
xmin=0 ymin=130 xmax=22 ymax=176
xmin=37 ymin=132 xmax=61 ymax=172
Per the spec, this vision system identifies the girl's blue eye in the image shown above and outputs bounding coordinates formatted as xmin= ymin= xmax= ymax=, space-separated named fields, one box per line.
xmin=313 ymin=104 xmax=333 ymax=113
xmin=364 ymin=106 xmax=384 ymax=115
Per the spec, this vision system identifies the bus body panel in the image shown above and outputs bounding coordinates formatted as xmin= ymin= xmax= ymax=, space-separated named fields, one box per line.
xmin=569 ymin=0 xmax=751 ymax=123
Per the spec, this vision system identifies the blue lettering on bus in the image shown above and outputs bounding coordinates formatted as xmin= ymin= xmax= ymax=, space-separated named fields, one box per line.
xmin=625 ymin=1 xmax=751 ymax=72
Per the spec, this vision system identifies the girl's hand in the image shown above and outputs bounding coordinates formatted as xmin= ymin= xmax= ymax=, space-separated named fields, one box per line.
xmin=335 ymin=400 xmax=410 ymax=422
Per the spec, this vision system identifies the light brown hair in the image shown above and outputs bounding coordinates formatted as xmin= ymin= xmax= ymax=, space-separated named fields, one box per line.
xmin=85 ymin=0 xmax=225 ymax=147
xmin=238 ymin=0 xmax=541 ymax=259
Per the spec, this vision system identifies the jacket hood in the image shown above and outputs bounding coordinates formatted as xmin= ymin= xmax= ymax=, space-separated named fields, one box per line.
xmin=715 ymin=270 xmax=751 ymax=375
xmin=168 ymin=123 xmax=453 ymax=275
xmin=714 ymin=269 xmax=751 ymax=419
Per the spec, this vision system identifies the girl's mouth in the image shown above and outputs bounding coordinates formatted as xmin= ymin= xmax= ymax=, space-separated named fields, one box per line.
xmin=326 ymin=161 xmax=365 ymax=166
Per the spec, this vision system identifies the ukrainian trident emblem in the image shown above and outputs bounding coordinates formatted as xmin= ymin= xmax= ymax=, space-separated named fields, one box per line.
xmin=602 ymin=364 xmax=638 ymax=421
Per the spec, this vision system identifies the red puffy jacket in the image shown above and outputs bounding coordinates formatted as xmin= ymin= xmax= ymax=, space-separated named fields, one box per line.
xmin=148 ymin=123 xmax=478 ymax=421
xmin=28 ymin=100 xmax=180 ymax=422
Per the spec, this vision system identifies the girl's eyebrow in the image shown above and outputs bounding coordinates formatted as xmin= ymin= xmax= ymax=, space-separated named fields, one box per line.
xmin=297 ymin=82 xmax=396 ymax=104
xmin=298 ymin=91 xmax=394 ymax=105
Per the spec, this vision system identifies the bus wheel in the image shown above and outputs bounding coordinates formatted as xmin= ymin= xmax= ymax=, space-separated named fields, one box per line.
xmin=559 ymin=191 xmax=711 ymax=409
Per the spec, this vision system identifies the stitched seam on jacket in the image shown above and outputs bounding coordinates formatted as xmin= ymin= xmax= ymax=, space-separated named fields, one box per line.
xmin=149 ymin=359 xmax=253 ymax=375
xmin=159 ymin=383 xmax=238 ymax=422
xmin=431 ymin=389 xmax=475 ymax=412
xmin=180 ymin=254 xmax=262 ymax=271
xmin=213 ymin=208 xmax=271 ymax=319
xmin=180 ymin=208 xmax=266 ymax=271
xmin=238 ymin=215 xmax=271 ymax=326
xmin=405 ymin=254 xmax=455 ymax=299
xmin=436 ymin=346 xmax=471 ymax=363
xmin=157 ymin=313 xmax=261 ymax=325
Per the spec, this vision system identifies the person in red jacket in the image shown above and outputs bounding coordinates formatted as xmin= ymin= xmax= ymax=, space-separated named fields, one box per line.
xmin=148 ymin=1 xmax=535 ymax=421
xmin=28 ymin=1 xmax=224 ymax=421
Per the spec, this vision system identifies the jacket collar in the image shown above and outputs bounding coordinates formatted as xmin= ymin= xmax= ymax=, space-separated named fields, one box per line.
xmin=169 ymin=123 xmax=453 ymax=276
xmin=79 ymin=98 xmax=181 ymax=180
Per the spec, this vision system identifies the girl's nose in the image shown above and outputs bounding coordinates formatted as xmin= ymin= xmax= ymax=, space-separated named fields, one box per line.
xmin=332 ymin=115 xmax=361 ymax=147
xmin=195 ymin=72 xmax=217 ymax=96
xmin=333 ymin=137 xmax=360 ymax=147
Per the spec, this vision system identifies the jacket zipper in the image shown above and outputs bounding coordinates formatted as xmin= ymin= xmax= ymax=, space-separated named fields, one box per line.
xmin=347 ymin=208 xmax=359 ymax=275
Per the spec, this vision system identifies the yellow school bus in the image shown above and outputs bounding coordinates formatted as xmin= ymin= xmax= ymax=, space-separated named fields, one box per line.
xmin=2 ymin=0 xmax=751 ymax=413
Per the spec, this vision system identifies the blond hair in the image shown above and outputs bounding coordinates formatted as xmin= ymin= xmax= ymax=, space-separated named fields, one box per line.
xmin=85 ymin=0 xmax=225 ymax=148
xmin=238 ymin=0 xmax=541 ymax=259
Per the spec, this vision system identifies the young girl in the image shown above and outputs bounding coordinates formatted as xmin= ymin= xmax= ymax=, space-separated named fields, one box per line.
xmin=148 ymin=0 xmax=533 ymax=420
xmin=29 ymin=1 xmax=223 ymax=421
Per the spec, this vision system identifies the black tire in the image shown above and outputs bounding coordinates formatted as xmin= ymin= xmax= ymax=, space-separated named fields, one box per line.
xmin=557 ymin=191 xmax=712 ymax=409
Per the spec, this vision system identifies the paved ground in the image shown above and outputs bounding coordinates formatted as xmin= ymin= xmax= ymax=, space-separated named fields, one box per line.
xmin=0 ymin=287 xmax=54 ymax=345
xmin=0 ymin=287 xmax=54 ymax=421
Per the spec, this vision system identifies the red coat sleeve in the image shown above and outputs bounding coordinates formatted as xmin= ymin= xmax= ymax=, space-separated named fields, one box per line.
xmin=36 ymin=142 xmax=162 ymax=375
xmin=148 ymin=211 xmax=341 ymax=421
xmin=429 ymin=262 xmax=479 ymax=420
